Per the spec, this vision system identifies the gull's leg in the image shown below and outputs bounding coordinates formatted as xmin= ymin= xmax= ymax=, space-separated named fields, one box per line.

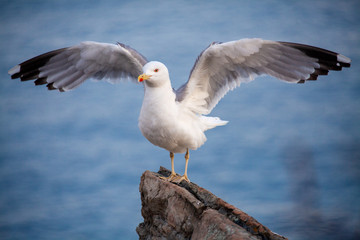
xmin=172 ymin=148 xmax=190 ymax=183
xmin=184 ymin=149 xmax=190 ymax=181
xmin=169 ymin=152 xmax=177 ymax=180
xmin=160 ymin=152 xmax=178 ymax=181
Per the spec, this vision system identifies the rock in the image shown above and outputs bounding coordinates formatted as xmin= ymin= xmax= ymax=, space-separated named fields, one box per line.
xmin=136 ymin=167 xmax=287 ymax=240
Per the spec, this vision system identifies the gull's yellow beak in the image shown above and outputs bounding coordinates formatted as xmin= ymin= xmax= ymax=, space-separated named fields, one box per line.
xmin=138 ymin=74 xmax=152 ymax=82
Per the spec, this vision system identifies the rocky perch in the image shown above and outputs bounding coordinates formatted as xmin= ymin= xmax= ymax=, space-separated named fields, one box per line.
xmin=136 ymin=167 xmax=287 ymax=240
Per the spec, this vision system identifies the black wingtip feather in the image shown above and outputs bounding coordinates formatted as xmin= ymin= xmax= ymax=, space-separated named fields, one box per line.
xmin=34 ymin=77 xmax=48 ymax=86
xmin=280 ymin=42 xmax=339 ymax=62
xmin=307 ymin=74 xmax=318 ymax=81
xmin=11 ymin=72 xmax=22 ymax=79
xmin=313 ymin=69 xmax=329 ymax=76
xmin=17 ymin=48 xmax=66 ymax=76
xmin=280 ymin=41 xmax=350 ymax=83
xmin=46 ymin=83 xmax=56 ymax=90
xmin=10 ymin=47 xmax=68 ymax=91
xmin=341 ymin=62 xmax=351 ymax=68
xmin=20 ymin=69 xmax=40 ymax=81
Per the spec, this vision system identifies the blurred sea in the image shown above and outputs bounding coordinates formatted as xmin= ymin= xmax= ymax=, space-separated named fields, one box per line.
xmin=0 ymin=0 xmax=359 ymax=239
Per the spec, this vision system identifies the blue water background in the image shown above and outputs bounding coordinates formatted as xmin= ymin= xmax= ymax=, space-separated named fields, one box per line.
xmin=0 ymin=0 xmax=359 ymax=239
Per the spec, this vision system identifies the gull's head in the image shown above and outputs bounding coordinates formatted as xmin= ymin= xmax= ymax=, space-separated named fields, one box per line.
xmin=138 ymin=61 xmax=169 ymax=87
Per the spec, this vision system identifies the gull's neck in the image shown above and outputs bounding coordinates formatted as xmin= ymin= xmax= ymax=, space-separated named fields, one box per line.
xmin=143 ymin=80 xmax=175 ymax=103
xmin=139 ymin=79 xmax=178 ymax=126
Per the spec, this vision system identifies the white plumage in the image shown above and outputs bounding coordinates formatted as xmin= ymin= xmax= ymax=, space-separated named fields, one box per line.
xmin=138 ymin=61 xmax=227 ymax=154
xmin=8 ymin=38 xmax=351 ymax=182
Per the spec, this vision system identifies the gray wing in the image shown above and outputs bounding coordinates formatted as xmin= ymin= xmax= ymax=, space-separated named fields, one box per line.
xmin=8 ymin=41 xmax=148 ymax=92
xmin=176 ymin=38 xmax=351 ymax=115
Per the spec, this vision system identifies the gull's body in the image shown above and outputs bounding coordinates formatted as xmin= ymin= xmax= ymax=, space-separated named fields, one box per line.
xmin=138 ymin=62 xmax=226 ymax=154
xmin=8 ymin=38 xmax=351 ymax=182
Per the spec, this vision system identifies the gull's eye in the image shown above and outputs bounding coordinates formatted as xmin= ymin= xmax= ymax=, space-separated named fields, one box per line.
xmin=154 ymin=68 xmax=159 ymax=72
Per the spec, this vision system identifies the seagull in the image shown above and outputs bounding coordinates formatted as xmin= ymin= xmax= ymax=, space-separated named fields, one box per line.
xmin=8 ymin=38 xmax=351 ymax=182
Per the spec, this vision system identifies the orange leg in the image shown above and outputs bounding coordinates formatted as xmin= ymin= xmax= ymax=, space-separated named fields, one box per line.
xmin=172 ymin=148 xmax=190 ymax=183
xmin=160 ymin=152 xmax=177 ymax=181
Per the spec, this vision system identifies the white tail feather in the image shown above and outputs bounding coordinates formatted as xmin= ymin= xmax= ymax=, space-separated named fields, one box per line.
xmin=200 ymin=116 xmax=228 ymax=131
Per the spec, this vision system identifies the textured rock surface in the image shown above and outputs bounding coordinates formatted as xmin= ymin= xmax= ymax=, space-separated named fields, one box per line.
xmin=136 ymin=167 xmax=287 ymax=240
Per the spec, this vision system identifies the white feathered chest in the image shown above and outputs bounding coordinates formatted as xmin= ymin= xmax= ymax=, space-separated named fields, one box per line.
xmin=138 ymin=82 xmax=207 ymax=153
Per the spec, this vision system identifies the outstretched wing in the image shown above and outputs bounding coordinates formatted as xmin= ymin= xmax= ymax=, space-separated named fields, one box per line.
xmin=176 ymin=38 xmax=351 ymax=115
xmin=8 ymin=41 xmax=148 ymax=92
